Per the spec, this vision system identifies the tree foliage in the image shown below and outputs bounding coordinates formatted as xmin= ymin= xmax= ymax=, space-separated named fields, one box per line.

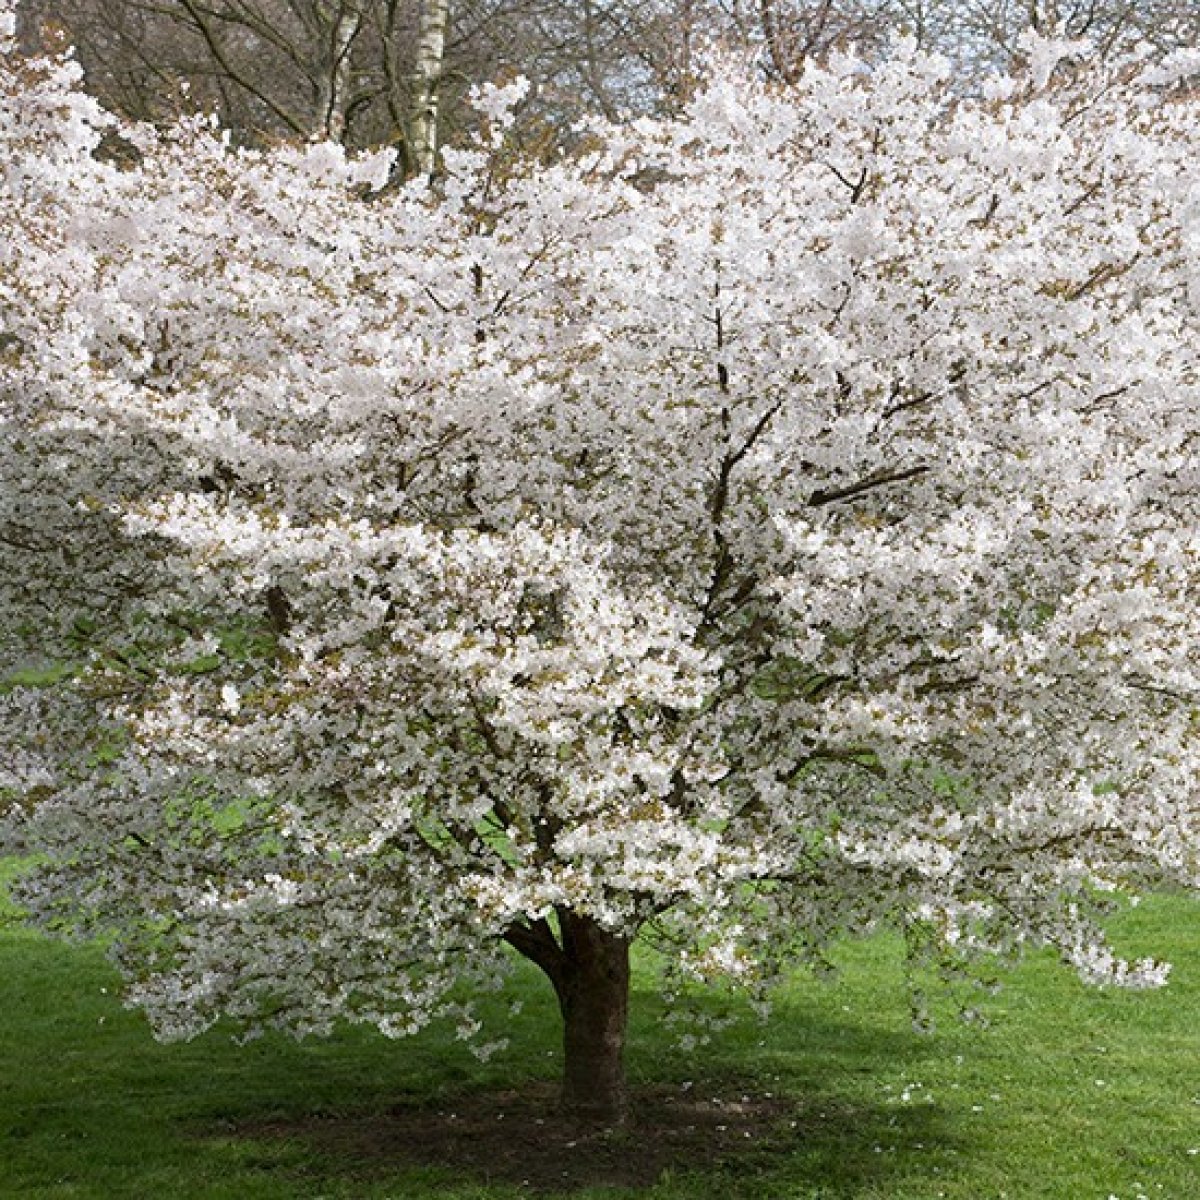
xmin=3 ymin=0 xmax=1200 ymax=1119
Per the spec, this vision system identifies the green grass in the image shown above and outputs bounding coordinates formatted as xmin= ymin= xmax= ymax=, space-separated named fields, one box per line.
xmin=2 ymin=863 xmax=1199 ymax=1198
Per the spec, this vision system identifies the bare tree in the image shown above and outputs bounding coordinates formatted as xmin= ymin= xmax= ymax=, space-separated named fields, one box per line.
xmin=20 ymin=0 xmax=1200 ymax=158
xmin=21 ymin=0 xmax=453 ymax=155
xmin=946 ymin=0 xmax=1200 ymax=72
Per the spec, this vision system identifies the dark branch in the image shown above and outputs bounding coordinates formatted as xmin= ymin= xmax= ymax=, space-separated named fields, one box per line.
xmin=503 ymin=917 xmax=566 ymax=987
xmin=808 ymin=464 xmax=929 ymax=507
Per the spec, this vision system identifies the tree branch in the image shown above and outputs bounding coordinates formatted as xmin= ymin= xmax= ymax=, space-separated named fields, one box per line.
xmin=177 ymin=0 xmax=311 ymax=137
xmin=808 ymin=464 xmax=929 ymax=506
xmin=503 ymin=916 xmax=565 ymax=987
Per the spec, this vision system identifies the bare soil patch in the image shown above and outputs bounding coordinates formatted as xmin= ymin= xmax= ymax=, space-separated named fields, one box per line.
xmin=239 ymin=1081 xmax=801 ymax=1192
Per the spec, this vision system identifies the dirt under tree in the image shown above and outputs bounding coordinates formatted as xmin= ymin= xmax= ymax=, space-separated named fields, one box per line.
xmin=235 ymin=1082 xmax=805 ymax=1192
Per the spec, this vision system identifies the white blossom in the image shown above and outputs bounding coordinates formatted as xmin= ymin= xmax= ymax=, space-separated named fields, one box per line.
xmin=2 ymin=23 xmax=1199 ymax=1060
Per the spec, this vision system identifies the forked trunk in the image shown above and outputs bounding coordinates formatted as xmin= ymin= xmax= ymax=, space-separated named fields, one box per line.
xmin=505 ymin=910 xmax=631 ymax=1125
xmin=556 ymin=915 xmax=630 ymax=1123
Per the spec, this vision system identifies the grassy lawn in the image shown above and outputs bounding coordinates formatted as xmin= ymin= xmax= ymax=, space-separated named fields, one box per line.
xmin=2 ymin=863 xmax=1198 ymax=1199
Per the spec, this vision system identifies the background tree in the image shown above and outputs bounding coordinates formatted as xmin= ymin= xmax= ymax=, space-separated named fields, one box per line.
xmin=15 ymin=0 xmax=458 ymax=163
xmin=4 ymin=5 xmax=1200 ymax=1125
xmin=20 ymin=1 xmax=1199 ymax=154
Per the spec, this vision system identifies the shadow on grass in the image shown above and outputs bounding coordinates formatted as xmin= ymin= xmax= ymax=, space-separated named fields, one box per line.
xmin=226 ymin=1067 xmax=960 ymax=1198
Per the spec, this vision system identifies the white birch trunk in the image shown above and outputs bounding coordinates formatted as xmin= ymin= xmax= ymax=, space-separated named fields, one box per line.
xmin=410 ymin=0 xmax=450 ymax=176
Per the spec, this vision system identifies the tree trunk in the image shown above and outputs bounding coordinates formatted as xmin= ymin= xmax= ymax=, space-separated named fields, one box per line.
xmin=556 ymin=913 xmax=630 ymax=1123
xmin=409 ymin=0 xmax=450 ymax=177
xmin=504 ymin=910 xmax=631 ymax=1125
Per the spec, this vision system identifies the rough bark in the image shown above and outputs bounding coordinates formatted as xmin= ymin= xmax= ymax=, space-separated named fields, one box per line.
xmin=505 ymin=911 xmax=631 ymax=1125
xmin=556 ymin=913 xmax=630 ymax=1123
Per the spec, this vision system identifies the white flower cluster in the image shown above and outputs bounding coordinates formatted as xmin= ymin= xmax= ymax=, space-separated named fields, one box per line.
xmin=2 ymin=25 xmax=1199 ymax=1047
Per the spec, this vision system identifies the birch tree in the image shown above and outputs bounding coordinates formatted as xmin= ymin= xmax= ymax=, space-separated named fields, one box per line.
xmin=407 ymin=0 xmax=450 ymax=175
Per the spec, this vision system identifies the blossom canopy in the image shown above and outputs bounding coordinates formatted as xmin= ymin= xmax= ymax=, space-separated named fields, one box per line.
xmin=2 ymin=0 xmax=1200 ymax=1119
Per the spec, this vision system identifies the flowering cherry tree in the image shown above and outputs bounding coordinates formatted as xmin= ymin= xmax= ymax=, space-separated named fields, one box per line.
xmin=3 ymin=2 xmax=1200 ymax=1122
